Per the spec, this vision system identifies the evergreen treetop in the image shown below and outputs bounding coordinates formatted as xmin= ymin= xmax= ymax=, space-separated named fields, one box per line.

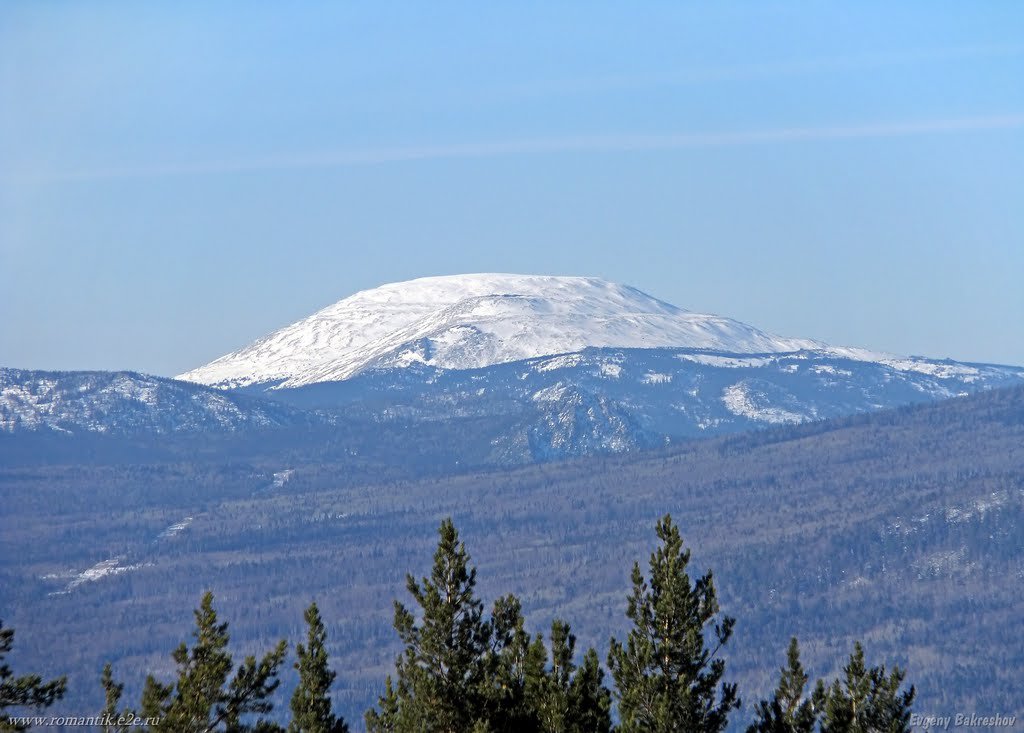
xmin=747 ymin=637 xmax=823 ymax=733
xmin=366 ymin=518 xmax=492 ymax=732
xmin=366 ymin=519 xmax=613 ymax=733
xmin=820 ymin=642 xmax=915 ymax=733
xmin=607 ymin=514 xmax=740 ymax=733
xmin=140 ymin=591 xmax=287 ymax=732
xmin=289 ymin=602 xmax=348 ymax=733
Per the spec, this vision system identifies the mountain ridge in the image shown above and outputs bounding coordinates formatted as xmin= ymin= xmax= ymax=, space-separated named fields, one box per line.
xmin=7 ymin=275 xmax=1024 ymax=457
xmin=4 ymin=377 xmax=1024 ymax=725
xmin=0 ymin=367 xmax=319 ymax=436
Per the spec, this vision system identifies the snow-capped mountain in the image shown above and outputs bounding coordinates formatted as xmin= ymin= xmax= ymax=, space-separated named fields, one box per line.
xmin=0 ymin=369 xmax=317 ymax=436
xmin=169 ymin=273 xmax=1024 ymax=459
xmin=8 ymin=275 xmax=1024 ymax=459
xmin=177 ymin=274 xmax=823 ymax=389
xmin=177 ymin=272 xmax=1019 ymax=393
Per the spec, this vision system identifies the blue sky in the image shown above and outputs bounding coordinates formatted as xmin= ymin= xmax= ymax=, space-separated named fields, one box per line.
xmin=2 ymin=2 xmax=1022 ymax=374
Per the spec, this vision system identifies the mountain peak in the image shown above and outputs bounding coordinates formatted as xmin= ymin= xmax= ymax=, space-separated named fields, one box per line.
xmin=176 ymin=274 xmax=822 ymax=389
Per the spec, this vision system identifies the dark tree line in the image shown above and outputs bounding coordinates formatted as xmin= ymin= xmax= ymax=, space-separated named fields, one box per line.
xmin=2 ymin=515 xmax=914 ymax=732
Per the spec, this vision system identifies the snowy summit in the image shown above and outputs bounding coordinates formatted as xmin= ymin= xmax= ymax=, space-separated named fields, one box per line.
xmin=10 ymin=275 xmax=1023 ymax=441
xmin=177 ymin=274 xmax=823 ymax=389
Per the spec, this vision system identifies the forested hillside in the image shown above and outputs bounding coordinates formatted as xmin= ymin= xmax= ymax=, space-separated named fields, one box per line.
xmin=2 ymin=386 xmax=1022 ymax=727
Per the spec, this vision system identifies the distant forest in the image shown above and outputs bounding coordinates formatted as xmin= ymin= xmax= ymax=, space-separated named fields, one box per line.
xmin=3 ymin=516 xmax=918 ymax=732
xmin=2 ymin=386 xmax=1023 ymax=728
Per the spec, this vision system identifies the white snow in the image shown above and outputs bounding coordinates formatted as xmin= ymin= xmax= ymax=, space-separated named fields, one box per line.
xmin=675 ymin=353 xmax=775 ymax=369
xmin=599 ymin=362 xmax=623 ymax=379
xmin=272 ymin=470 xmax=295 ymax=488
xmin=0 ymin=369 xmax=294 ymax=434
xmin=914 ymin=547 xmax=973 ymax=577
xmin=51 ymin=557 xmax=152 ymax=594
xmin=534 ymin=353 xmax=585 ymax=372
xmin=721 ymin=382 xmax=807 ymax=424
xmin=171 ymin=274 xmax=1024 ymax=393
xmin=176 ymin=274 xmax=823 ymax=389
xmin=822 ymin=347 xmax=986 ymax=380
xmin=157 ymin=517 xmax=194 ymax=539
xmin=533 ymin=383 xmax=569 ymax=403
xmin=812 ymin=364 xmax=853 ymax=376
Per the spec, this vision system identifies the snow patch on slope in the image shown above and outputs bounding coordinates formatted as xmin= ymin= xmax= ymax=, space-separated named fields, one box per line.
xmin=722 ymin=381 xmax=809 ymax=424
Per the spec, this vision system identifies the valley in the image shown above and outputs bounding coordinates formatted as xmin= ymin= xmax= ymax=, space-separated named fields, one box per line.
xmin=3 ymin=385 xmax=1022 ymax=726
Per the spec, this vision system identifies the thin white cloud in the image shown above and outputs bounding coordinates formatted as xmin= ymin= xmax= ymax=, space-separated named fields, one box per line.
xmin=496 ymin=44 xmax=1024 ymax=98
xmin=9 ymin=114 xmax=1024 ymax=184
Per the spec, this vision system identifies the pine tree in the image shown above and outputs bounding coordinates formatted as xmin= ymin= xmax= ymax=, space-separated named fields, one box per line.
xmin=289 ymin=602 xmax=348 ymax=733
xmin=819 ymin=642 xmax=914 ymax=733
xmin=483 ymin=593 xmax=538 ymax=731
xmin=525 ymin=620 xmax=610 ymax=733
xmin=367 ymin=677 xmax=400 ymax=733
xmin=568 ymin=649 xmax=612 ymax=733
xmin=863 ymin=662 xmax=915 ymax=733
xmin=142 ymin=591 xmax=287 ymax=732
xmin=534 ymin=620 xmax=575 ymax=732
xmin=747 ymin=638 xmax=822 ymax=733
xmin=366 ymin=518 xmax=492 ymax=733
xmin=607 ymin=514 xmax=739 ymax=733
xmin=99 ymin=663 xmax=134 ymax=732
xmin=364 ymin=520 xmax=601 ymax=733
xmin=0 ymin=620 xmax=66 ymax=732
